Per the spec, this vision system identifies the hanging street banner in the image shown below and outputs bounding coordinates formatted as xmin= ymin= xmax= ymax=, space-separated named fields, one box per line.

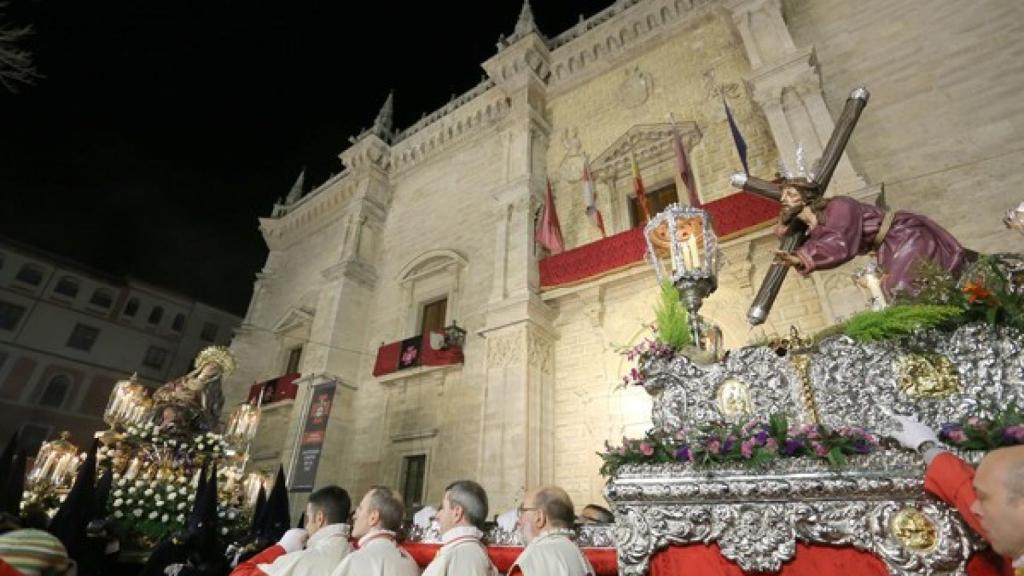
xmin=290 ymin=380 xmax=337 ymax=492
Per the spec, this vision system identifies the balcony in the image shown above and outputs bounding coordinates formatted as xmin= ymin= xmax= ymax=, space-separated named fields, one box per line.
xmin=538 ymin=191 xmax=779 ymax=289
xmin=247 ymin=373 xmax=300 ymax=405
xmin=373 ymin=328 xmax=465 ymax=379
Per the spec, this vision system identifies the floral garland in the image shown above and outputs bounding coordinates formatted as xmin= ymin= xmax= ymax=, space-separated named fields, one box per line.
xmin=939 ymin=407 xmax=1024 ymax=451
xmin=598 ymin=414 xmax=879 ymax=476
xmin=123 ymin=423 xmax=229 ymax=455
xmin=617 ymin=333 xmax=676 ymax=387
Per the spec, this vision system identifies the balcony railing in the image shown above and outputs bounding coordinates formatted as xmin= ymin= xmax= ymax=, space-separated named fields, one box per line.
xmin=247 ymin=373 xmax=300 ymax=405
xmin=373 ymin=330 xmax=464 ymax=378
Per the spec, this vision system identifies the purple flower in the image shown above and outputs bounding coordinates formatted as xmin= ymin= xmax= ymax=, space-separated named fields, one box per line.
xmin=782 ymin=439 xmax=803 ymax=456
xmin=740 ymin=439 xmax=755 ymax=458
xmin=722 ymin=436 xmax=736 ymax=453
xmin=851 ymin=438 xmax=872 ymax=454
xmin=674 ymin=446 xmax=691 ymax=462
xmin=947 ymin=429 xmax=968 ymax=443
xmin=1003 ymin=425 xmax=1024 ymax=443
xmin=754 ymin=430 xmax=768 ymax=445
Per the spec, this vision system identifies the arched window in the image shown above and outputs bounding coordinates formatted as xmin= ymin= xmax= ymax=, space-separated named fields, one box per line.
xmin=148 ymin=306 xmax=164 ymax=325
xmin=39 ymin=375 xmax=71 ymax=408
xmin=15 ymin=264 xmax=44 ymax=286
xmin=171 ymin=313 xmax=186 ymax=332
xmin=124 ymin=298 xmax=140 ymax=317
xmin=89 ymin=288 xmax=114 ymax=308
xmin=54 ymin=276 xmax=80 ymax=298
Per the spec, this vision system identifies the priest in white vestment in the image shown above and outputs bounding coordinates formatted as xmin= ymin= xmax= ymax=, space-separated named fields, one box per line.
xmin=330 ymin=486 xmax=421 ymax=576
xmin=422 ymin=480 xmax=498 ymax=576
xmin=230 ymin=486 xmax=353 ymax=576
xmin=508 ymin=486 xmax=594 ymax=576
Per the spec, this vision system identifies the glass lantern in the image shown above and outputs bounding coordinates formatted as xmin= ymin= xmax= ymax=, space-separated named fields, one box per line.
xmin=443 ymin=321 xmax=467 ymax=349
xmin=644 ymin=203 xmax=719 ymax=346
xmin=225 ymin=402 xmax=261 ymax=450
xmin=27 ymin=431 xmax=80 ymax=490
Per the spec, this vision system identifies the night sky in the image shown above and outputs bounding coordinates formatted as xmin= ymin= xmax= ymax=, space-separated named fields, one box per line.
xmin=0 ymin=0 xmax=612 ymax=315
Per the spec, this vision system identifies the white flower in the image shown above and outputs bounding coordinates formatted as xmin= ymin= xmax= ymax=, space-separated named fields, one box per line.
xmin=178 ymin=503 xmax=186 ymax=510
xmin=144 ymin=489 xmax=154 ymax=497
xmin=179 ymin=487 xmax=187 ymax=495
xmin=228 ymin=511 xmax=237 ymax=520
xmin=155 ymin=500 xmax=164 ymax=508
xmin=197 ymin=443 xmax=205 ymax=450
xmin=168 ymin=492 xmax=177 ymax=501
xmin=127 ymin=487 xmax=136 ymax=495
xmin=168 ymin=439 xmax=177 ymax=446
xmin=148 ymin=511 xmax=158 ymax=520
xmin=177 ymin=476 xmax=187 ymax=484
xmin=125 ymin=499 xmax=134 ymax=506
xmin=135 ymin=480 xmax=145 ymax=487
xmin=133 ymin=509 xmax=143 ymax=518
xmin=218 ymin=511 xmax=226 ymax=518
xmin=114 ymin=511 xmax=123 ymax=518
xmin=220 ymin=527 xmax=228 ymax=535
xmin=113 ymin=499 xmax=124 ymax=507
xmin=188 ymin=494 xmax=195 ymax=502
xmin=58 ymin=495 xmax=66 ymax=503
xmin=162 ymin=514 xmax=169 ymax=522
xmin=113 ymin=489 xmax=123 ymax=497
xmin=176 ymin=514 xmax=185 ymax=522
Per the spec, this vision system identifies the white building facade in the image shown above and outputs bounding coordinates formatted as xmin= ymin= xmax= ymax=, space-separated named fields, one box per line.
xmin=0 ymin=239 xmax=241 ymax=454
xmin=224 ymin=0 xmax=1024 ymax=515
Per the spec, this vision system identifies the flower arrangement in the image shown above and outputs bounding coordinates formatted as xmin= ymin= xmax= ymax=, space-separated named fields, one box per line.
xmin=122 ymin=423 xmax=228 ymax=455
xmin=618 ymin=333 xmax=676 ymax=387
xmin=939 ymin=406 xmax=1024 ymax=451
xmin=598 ymin=414 xmax=879 ymax=476
xmin=110 ymin=473 xmax=195 ymax=544
xmin=617 ymin=282 xmax=694 ymax=386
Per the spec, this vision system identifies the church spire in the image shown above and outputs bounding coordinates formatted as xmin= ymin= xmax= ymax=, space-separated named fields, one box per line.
xmin=371 ymin=91 xmax=394 ymax=141
xmin=285 ymin=168 xmax=305 ymax=204
xmin=506 ymin=0 xmax=541 ymax=44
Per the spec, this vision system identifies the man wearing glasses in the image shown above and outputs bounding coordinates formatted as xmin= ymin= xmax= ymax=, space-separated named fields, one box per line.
xmin=509 ymin=486 xmax=594 ymax=576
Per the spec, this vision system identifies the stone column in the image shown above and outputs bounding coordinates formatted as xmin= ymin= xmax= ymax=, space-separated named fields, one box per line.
xmin=728 ymin=0 xmax=866 ymax=195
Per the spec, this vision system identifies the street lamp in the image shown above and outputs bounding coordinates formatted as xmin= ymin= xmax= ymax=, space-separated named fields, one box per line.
xmin=644 ymin=203 xmax=719 ymax=350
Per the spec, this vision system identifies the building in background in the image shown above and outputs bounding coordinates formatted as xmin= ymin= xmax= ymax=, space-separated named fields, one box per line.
xmin=0 ymin=237 xmax=242 ymax=454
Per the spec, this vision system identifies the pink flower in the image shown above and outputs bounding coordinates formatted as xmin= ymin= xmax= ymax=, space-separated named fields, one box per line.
xmin=813 ymin=443 xmax=829 ymax=457
xmin=1005 ymin=425 xmax=1024 ymax=441
xmin=966 ymin=416 xmax=988 ymax=429
xmin=640 ymin=442 xmax=655 ymax=456
xmin=764 ymin=438 xmax=779 ymax=453
xmin=740 ymin=439 xmax=755 ymax=459
xmin=707 ymin=439 xmax=721 ymax=454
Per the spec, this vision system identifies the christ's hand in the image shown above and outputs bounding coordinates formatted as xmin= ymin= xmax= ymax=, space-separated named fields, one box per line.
xmin=774 ymin=250 xmax=803 ymax=270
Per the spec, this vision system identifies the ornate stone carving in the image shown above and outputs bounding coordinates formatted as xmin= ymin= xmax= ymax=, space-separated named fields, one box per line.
xmin=616 ymin=65 xmax=652 ymax=109
xmin=527 ymin=329 xmax=554 ymax=375
xmin=487 ymin=330 xmax=525 ymax=368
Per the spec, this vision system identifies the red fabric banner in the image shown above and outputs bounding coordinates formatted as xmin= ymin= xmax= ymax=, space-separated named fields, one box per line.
xmin=538 ymin=190 xmax=780 ymax=289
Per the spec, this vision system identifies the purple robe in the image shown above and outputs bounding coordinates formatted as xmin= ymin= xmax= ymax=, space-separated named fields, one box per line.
xmin=794 ymin=196 xmax=968 ymax=296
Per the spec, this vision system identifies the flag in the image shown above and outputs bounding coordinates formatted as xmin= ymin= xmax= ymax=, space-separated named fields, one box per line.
xmin=671 ymin=121 xmax=701 ymax=208
xmin=630 ymin=153 xmax=652 ymax=222
xmin=723 ymin=95 xmax=749 ymax=175
xmin=535 ymin=178 xmax=565 ymax=253
xmin=582 ymin=159 xmax=606 ymax=237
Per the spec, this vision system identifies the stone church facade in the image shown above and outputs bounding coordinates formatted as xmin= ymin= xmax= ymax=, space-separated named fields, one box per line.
xmin=223 ymin=0 xmax=1024 ymax=515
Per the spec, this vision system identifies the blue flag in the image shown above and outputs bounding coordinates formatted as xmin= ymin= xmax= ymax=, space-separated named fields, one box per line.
xmin=723 ymin=95 xmax=749 ymax=175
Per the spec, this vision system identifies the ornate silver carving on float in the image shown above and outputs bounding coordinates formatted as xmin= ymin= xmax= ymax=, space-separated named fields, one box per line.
xmin=606 ymin=323 xmax=1023 ymax=575
xmin=606 ymin=456 xmax=985 ymax=575
xmin=404 ymin=520 xmax=616 ymax=549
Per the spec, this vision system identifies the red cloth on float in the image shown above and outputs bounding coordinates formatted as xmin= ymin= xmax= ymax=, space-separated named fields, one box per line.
xmin=228 ymin=544 xmax=285 ymax=576
xmin=401 ymin=543 xmax=617 ymax=575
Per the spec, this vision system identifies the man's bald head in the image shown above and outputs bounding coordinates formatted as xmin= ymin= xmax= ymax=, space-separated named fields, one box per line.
xmin=517 ymin=485 xmax=577 ymax=545
xmin=972 ymin=445 xmax=1024 ymax=558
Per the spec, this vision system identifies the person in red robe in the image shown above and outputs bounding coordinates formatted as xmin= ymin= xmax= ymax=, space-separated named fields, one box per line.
xmin=892 ymin=415 xmax=1024 ymax=574
xmin=773 ymin=181 xmax=970 ymax=297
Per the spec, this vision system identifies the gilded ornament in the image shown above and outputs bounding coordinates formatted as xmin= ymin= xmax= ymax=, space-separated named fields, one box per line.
xmin=890 ymin=507 xmax=938 ymax=552
xmin=195 ymin=345 xmax=237 ymax=376
xmin=896 ymin=353 xmax=960 ymax=400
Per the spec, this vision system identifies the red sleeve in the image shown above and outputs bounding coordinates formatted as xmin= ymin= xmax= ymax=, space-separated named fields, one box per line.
xmin=924 ymin=452 xmax=986 ymax=538
xmin=508 ymin=567 xmax=523 ymax=576
xmin=229 ymin=544 xmax=286 ymax=576
xmin=0 ymin=558 xmax=23 ymax=576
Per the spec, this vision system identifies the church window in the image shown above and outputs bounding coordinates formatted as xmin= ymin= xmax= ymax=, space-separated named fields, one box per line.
xmin=0 ymin=301 xmax=26 ymax=331
xmin=124 ymin=298 xmax=140 ymax=317
xmin=171 ymin=313 xmax=186 ymax=332
xmin=630 ymin=183 xmax=679 ymax=228
xmin=284 ymin=346 xmax=303 ymax=375
xmin=143 ymin=346 xmax=169 ymax=369
xmin=400 ymin=454 xmax=427 ymax=511
xmin=148 ymin=306 xmax=164 ymax=325
xmin=15 ymin=264 xmax=44 ymax=286
xmin=89 ymin=288 xmax=114 ymax=309
xmin=420 ymin=298 xmax=447 ymax=336
xmin=54 ymin=277 xmax=80 ymax=298
xmin=39 ymin=374 xmax=71 ymax=408
xmin=67 ymin=323 xmax=100 ymax=351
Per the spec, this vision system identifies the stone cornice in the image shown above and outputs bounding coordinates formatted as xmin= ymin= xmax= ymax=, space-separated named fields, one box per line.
xmin=590 ymin=121 xmax=702 ymax=181
xmin=546 ymin=0 xmax=717 ymax=96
